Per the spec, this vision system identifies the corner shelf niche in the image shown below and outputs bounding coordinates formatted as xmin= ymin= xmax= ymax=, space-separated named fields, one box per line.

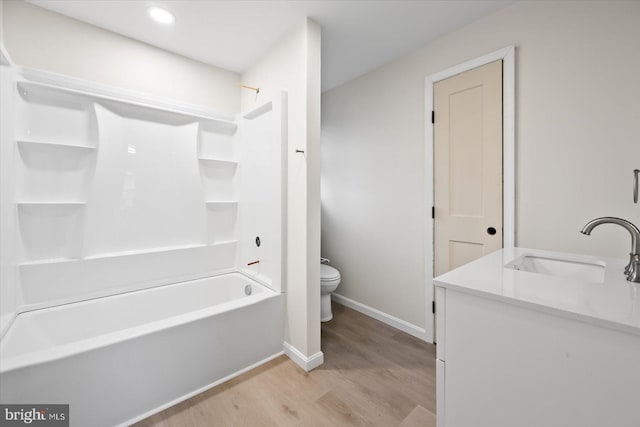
xmin=198 ymin=118 xmax=237 ymax=162
xmin=199 ymin=158 xmax=238 ymax=201
xmin=16 ymin=79 xmax=98 ymax=207
xmin=16 ymin=81 xmax=98 ymax=149
xmin=17 ymin=202 xmax=85 ymax=264
xmin=16 ymin=138 xmax=96 ymax=202
xmin=205 ymin=201 xmax=238 ymax=244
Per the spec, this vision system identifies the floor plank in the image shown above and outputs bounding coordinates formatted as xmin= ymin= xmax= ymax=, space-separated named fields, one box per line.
xmin=399 ymin=405 xmax=437 ymax=427
xmin=134 ymin=303 xmax=437 ymax=426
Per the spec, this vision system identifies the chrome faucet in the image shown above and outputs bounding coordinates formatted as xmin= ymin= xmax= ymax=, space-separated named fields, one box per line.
xmin=580 ymin=217 xmax=640 ymax=283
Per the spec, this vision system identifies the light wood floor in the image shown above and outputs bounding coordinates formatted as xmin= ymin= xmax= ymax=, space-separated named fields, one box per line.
xmin=134 ymin=303 xmax=437 ymax=426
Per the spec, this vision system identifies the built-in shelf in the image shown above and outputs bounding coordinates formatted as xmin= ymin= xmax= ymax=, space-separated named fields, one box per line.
xmin=17 ymin=80 xmax=93 ymax=110
xmin=243 ymin=100 xmax=273 ymax=120
xmin=84 ymin=243 xmax=209 ymax=260
xmin=212 ymin=239 xmax=238 ymax=246
xmin=18 ymin=80 xmax=237 ymax=134
xmin=198 ymin=158 xmax=238 ymax=167
xmin=18 ymin=241 xmax=237 ymax=267
xmin=19 ymin=258 xmax=80 ymax=266
xmin=199 ymin=118 xmax=237 ymax=136
xmin=17 ymin=139 xmax=96 ymax=152
xmin=17 ymin=201 xmax=86 ymax=206
xmin=205 ymin=201 xmax=238 ymax=206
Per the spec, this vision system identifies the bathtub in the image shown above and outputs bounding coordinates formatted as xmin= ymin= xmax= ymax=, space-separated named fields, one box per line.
xmin=0 ymin=273 xmax=284 ymax=426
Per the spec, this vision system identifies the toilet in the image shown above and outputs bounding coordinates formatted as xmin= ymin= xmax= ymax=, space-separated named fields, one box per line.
xmin=320 ymin=261 xmax=341 ymax=322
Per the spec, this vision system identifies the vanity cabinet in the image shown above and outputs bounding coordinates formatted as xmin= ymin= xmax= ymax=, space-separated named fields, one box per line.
xmin=435 ymin=249 xmax=640 ymax=427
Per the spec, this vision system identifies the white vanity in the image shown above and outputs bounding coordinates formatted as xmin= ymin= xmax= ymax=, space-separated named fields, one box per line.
xmin=434 ymin=248 xmax=640 ymax=427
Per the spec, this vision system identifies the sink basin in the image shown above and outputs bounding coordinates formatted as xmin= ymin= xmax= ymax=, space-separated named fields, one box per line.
xmin=505 ymin=254 xmax=606 ymax=283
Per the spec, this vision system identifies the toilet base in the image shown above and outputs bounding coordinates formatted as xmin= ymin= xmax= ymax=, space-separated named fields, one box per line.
xmin=321 ymin=293 xmax=333 ymax=322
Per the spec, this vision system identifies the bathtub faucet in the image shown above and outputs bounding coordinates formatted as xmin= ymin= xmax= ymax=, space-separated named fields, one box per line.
xmin=580 ymin=217 xmax=640 ymax=283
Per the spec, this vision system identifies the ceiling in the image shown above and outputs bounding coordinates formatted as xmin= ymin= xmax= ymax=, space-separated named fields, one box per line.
xmin=27 ymin=0 xmax=514 ymax=91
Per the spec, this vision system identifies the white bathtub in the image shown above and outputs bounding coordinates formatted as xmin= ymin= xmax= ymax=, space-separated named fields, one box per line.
xmin=0 ymin=273 xmax=284 ymax=426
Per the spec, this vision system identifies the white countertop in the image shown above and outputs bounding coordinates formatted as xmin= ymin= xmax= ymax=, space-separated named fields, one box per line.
xmin=434 ymin=247 xmax=640 ymax=336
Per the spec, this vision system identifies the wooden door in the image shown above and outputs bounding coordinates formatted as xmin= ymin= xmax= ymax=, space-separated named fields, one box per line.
xmin=434 ymin=60 xmax=503 ymax=276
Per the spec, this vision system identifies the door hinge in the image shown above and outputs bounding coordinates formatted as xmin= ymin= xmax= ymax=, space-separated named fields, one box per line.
xmin=432 ymin=206 xmax=435 ymax=219
xmin=431 ymin=110 xmax=435 ymax=124
xmin=432 ymin=301 xmax=436 ymax=314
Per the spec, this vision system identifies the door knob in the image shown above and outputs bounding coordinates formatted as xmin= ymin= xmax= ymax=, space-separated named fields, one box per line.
xmin=487 ymin=227 xmax=497 ymax=235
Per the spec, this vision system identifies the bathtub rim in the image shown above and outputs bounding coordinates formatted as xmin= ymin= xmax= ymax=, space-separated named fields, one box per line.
xmin=0 ymin=271 xmax=281 ymax=374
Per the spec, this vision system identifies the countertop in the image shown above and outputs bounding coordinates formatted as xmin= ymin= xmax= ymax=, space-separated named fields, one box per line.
xmin=434 ymin=247 xmax=640 ymax=336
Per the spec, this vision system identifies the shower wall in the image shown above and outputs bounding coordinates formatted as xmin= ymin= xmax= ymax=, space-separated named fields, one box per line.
xmin=0 ymin=62 xmax=16 ymax=335
xmin=237 ymin=96 xmax=287 ymax=289
xmin=0 ymin=66 xmax=286 ymax=336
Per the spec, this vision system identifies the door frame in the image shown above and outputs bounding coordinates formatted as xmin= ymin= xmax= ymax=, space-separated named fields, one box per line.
xmin=424 ymin=46 xmax=515 ymax=342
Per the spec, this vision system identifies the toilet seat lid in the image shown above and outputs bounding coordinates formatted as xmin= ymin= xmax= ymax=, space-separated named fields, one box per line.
xmin=320 ymin=264 xmax=340 ymax=281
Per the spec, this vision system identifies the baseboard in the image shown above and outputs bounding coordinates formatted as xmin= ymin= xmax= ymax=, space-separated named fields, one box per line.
xmin=283 ymin=342 xmax=324 ymax=372
xmin=331 ymin=293 xmax=430 ymax=342
xmin=119 ymin=351 xmax=284 ymax=427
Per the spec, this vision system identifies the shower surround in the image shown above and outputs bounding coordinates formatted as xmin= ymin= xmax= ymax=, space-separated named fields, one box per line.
xmin=0 ymin=62 xmax=287 ymax=426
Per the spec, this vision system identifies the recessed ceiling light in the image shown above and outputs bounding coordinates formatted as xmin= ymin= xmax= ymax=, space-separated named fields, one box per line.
xmin=148 ymin=6 xmax=175 ymax=25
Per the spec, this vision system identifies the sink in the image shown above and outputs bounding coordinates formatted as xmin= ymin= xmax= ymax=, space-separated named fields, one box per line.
xmin=505 ymin=254 xmax=606 ymax=283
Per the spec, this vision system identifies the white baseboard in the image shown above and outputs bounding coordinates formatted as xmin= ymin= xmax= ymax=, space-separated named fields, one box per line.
xmin=283 ymin=342 xmax=324 ymax=371
xmin=331 ymin=293 xmax=430 ymax=342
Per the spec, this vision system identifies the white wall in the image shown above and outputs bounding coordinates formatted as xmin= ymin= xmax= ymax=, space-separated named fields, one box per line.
xmin=321 ymin=1 xmax=640 ymax=331
xmin=2 ymin=0 xmax=239 ymax=116
xmin=241 ymin=19 xmax=322 ymax=368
